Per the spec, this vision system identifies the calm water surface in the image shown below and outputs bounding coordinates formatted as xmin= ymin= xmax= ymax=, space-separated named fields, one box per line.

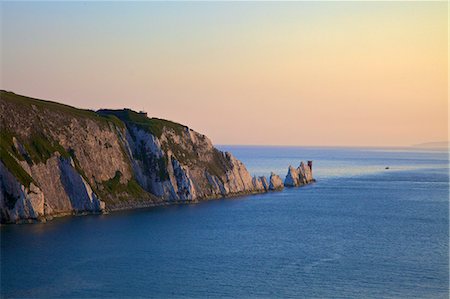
xmin=1 ymin=146 xmax=448 ymax=298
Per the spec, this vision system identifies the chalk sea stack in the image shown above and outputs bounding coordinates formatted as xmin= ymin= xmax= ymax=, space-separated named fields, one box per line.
xmin=269 ymin=172 xmax=284 ymax=191
xmin=284 ymin=161 xmax=315 ymax=187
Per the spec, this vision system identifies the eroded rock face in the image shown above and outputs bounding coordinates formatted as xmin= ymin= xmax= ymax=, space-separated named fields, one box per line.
xmin=171 ymin=157 xmax=197 ymax=201
xmin=284 ymin=162 xmax=314 ymax=187
xmin=58 ymin=157 xmax=105 ymax=213
xmin=284 ymin=166 xmax=300 ymax=187
xmin=0 ymin=91 xmax=315 ymax=224
xmin=0 ymin=153 xmax=106 ymax=223
xmin=0 ymin=162 xmax=45 ymax=223
xmin=260 ymin=176 xmax=270 ymax=191
xmin=298 ymin=162 xmax=314 ymax=184
xmin=252 ymin=176 xmax=264 ymax=191
xmin=269 ymin=172 xmax=284 ymax=191
xmin=0 ymin=92 xmax=141 ymax=223
xmin=124 ymin=126 xmax=175 ymax=199
xmin=123 ymin=123 xmax=261 ymax=202
xmin=222 ymin=151 xmax=255 ymax=194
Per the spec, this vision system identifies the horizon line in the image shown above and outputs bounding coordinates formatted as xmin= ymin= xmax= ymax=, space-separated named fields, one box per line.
xmin=216 ymin=143 xmax=450 ymax=149
xmin=2 ymin=89 xmax=447 ymax=150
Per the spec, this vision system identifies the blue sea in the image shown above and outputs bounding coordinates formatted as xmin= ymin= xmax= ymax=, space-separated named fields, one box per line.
xmin=1 ymin=146 xmax=448 ymax=298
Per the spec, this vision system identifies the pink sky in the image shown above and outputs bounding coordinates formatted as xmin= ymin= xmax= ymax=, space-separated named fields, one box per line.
xmin=1 ymin=2 xmax=447 ymax=146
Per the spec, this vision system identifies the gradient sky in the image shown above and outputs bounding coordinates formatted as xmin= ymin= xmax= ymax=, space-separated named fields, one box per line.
xmin=1 ymin=1 xmax=447 ymax=146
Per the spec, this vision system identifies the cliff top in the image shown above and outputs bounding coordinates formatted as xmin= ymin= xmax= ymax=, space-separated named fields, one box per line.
xmin=1 ymin=90 xmax=104 ymax=121
xmin=97 ymin=109 xmax=187 ymax=138
xmin=0 ymin=91 xmax=189 ymax=138
xmin=0 ymin=91 xmax=194 ymax=189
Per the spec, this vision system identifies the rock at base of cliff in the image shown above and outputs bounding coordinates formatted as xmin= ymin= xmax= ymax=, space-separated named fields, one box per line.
xmin=269 ymin=172 xmax=284 ymax=191
xmin=259 ymin=176 xmax=269 ymax=191
xmin=284 ymin=166 xmax=299 ymax=187
xmin=283 ymin=161 xmax=314 ymax=187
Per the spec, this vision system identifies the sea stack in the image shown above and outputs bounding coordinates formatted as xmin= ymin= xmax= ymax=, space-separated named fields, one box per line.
xmin=252 ymin=176 xmax=270 ymax=192
xmin=269 ymin=172 xmax=284 ymax=190
xmin=284 ymin=161 xmax=315 ymax=187
xmin=259 ymin=176 xmax=270 ymax=191
xmin=284 ymin=165 xmax=300 ymax=187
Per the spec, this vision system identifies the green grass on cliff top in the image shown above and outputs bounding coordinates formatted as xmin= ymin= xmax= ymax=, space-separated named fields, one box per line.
xmin=1 ymin=90 xmax=126 ymax=130
xmin=97 ymin=109 xmax=187 ymax=138
xmin=1 ymin=90 xmax=186 ymax=138
xmin=1 ymin=90 xmax=103 ymax=120
xmin=0 ymin=91 xmax=227 ymax=185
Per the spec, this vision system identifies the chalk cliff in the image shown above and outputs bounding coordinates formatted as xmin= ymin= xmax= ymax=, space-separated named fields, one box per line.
xmin=0 ymin=91 xmax=159 ymax=223
xmin=0 ymin=91 xmax=269 ymax=223
xmin=97 ymin=109 xmax=262 ymax=204
xmin=0 ymin=91 xmax=315 ymax=224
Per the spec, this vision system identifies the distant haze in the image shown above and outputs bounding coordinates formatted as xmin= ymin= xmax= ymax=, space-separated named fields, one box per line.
xmin=412 ymin=141 xmax=449 ymax=149
xmin=1 ymin=2 xmax=447 ymax=146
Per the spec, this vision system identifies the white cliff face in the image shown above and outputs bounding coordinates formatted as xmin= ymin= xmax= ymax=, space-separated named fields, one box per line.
xmin=125 ymin=124 xmax=262 ymax=202
xmin=205 ymin=171 xmax=228 ymax=196
xmin=0 ymin=152 xmax=106 ymax=223
xmin=222 ymin=152 xmax=255 ymax=194
xmin=1 ymin=91 xmax=316 ymax=224
xmin=125 ymin=126 xmax=176 ymax=199
xmin=22 ymin=153 xmax=106 ymax=216
xmin=0 ymin=162 xmax=45 ymax=223
xmin=171 ymin=158 xmax=197 ymax=200
xmin=0 ymin=92 xmax=136 ymax=223
xmin=59 ymin=119 xmax=132 ymax=186
xmin=269 ymin=173 xmax=284 ymax=190
xmin=120 ymin=112 xmax=274 ymax=202
xmin=58 ymin=157 xmax=105 ymax=212
xmin=24 ymin=156 xmax=72 ymax=215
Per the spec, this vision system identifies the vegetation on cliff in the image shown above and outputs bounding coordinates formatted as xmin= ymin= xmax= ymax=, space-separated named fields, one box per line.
xmin=0 ymin=91 xmax=262 ymax=223
xmin=97 ymin=109 xmax=186 ymax=138
xmin=98 ymin=108 xmax=234 ymax=183
xmin=0 ymin=90 xmax=314 ymax=224
xmin=1 ymin=90 xmax=105 ymax=123
xmin=0 ymin=132 xmax=34 ymax=188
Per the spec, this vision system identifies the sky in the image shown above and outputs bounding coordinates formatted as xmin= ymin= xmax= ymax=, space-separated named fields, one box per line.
xmin=1 ymin=1 xmax=448 ymax=147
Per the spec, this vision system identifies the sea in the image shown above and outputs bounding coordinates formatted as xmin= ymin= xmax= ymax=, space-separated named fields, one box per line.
xmin=1 ymin=146 xmax=448 ymax=298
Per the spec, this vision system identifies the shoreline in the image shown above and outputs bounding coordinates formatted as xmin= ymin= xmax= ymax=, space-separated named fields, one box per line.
xmin=1 ymin=181 xmax=316 ymax=225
